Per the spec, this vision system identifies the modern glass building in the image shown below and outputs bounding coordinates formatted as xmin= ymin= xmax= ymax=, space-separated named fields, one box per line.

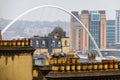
xmin=70 ymin=10 xmax=106 ymax=51
xmin=89 ymin=11 xmax=100 ymax=50
xmin=116 ymin=10 xmax=120 ymax=44
xmin=106 ymin=20 xmax=115 ymax=48
xmin=81 ymin=10 xmax=106 ymax=50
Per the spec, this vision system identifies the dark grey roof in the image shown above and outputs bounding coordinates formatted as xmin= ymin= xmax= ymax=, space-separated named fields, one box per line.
xmin=33 ymin=53 xmax=46 ymax=59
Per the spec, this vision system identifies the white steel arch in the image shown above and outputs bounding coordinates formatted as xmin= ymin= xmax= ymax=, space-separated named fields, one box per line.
xmin=1 ymin=5 xmax=103 ymax=59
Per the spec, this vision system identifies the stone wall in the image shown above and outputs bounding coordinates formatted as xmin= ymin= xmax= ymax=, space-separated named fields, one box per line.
xmin=0 ymin=47 xmax=34 ymax=80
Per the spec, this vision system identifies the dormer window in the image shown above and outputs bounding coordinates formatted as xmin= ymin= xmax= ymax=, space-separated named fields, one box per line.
xmin=30 ymin=40 xmax=33 ymax=46
xmin=42 ymin=40 xmax=45 ymax=47
xmin=52 ymin=40 xmax=55 ymax=47
xmin=58 ymin=41 xmax=61 ymax=47
xmin=36 ymin=40 xmax=39 ymax=47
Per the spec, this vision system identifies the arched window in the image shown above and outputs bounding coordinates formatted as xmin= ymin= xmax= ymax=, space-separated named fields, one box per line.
xmin=65 ymin=40 xmax=67 ymax=46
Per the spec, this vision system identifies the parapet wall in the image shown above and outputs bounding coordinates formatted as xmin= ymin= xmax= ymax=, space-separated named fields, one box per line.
xmin=0 ymin=38 xmax=30 ymax=46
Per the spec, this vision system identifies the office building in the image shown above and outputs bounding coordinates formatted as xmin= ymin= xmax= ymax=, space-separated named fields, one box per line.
xmin=70 ymin=10 xmax=106 ymax=51
xmin=106 ymin=20 xmax=116 ymax=48
xmin=116 ymin=10 xmax=120 ymax=44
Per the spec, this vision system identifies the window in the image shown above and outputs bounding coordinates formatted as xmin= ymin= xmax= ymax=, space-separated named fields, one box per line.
xmin=58 ymin=41 xmax=61 ymax=47
xmin=52 ymin=40 xmax=55 ymax=47
xmin=65 ymin=40 xmax=67 ymax=46
xmin=36 ymin=40 xmax=39 ymax=47
xmin=42 ymin=40 xmax=45 ymax=47
xmin=91 ymin=13 xmax=100 ymax=21
xmin=30 ymin=40 xmax=33 ymax=46
xmin=34 ymin=59 xmax=45 ymax=65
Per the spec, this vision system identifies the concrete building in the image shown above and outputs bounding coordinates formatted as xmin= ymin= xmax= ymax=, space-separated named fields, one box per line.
xmin=79 ymin=10 xmax=89 ymax=51
xmin=116 ymin=10 xmax=120 ymax=44
xmin=70 ymin=10 xmax=106 ymax=51
xmin=106 ymin=20 xmax=116 ymax=48
xmin=31 ymin=27 xmax=70 ymax=54
xmin=70 ymin=11 xmax=79 ymax=50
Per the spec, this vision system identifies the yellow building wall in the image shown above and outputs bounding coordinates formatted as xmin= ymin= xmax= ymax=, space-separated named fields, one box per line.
xmin=45 ymin=58 xmax=50 ymax=66
xmin=62 ymin=47 xmax=70 ymax=53
xmin=61 ymin=37 xmax=70 ymax=53
xmin=61 ymin=38 xmax=70 ymax=47
xmin=54 ymin=48 xmax=62 ymax=53
xmin=33 ymin=70 xmax=38 ymax=77
xmin=40 ymin=49 xmax=48 ymax=53
xmin=0 ymin=53 xmax=33 ymax=80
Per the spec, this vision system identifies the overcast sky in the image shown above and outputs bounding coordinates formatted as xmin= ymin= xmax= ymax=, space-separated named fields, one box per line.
xmin=0 ymin=0 xmax=120 ymax=21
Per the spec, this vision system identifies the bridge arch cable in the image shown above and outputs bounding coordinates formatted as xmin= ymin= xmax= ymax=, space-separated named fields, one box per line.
xmin=1 ymin=5 xmax=103 ymax=59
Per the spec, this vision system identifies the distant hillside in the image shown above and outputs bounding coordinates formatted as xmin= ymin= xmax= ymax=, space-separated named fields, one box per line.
xmin=0 ymin=18 xmax=70 ymax=40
